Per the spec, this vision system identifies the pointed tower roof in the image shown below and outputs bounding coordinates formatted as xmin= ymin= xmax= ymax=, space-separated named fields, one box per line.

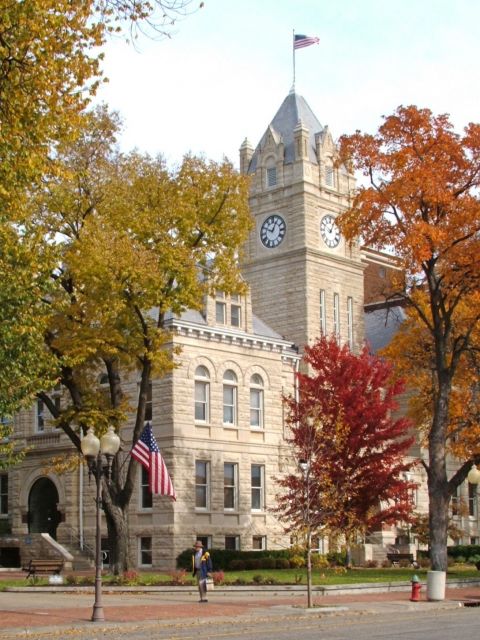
xmin=248 ymin=92 xmax=323 ymax=172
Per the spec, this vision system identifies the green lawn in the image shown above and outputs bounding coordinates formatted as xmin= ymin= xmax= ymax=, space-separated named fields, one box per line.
xmin=1 ymin=565 xmax=478 ymax=590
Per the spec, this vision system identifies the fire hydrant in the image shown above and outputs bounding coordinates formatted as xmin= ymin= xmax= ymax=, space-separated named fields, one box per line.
xmin=410 ymin=574 xmax=421 ymax=601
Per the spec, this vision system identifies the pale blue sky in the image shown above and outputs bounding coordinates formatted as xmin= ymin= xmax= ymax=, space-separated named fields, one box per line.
xmin=98 ymin=0 xmax=480 ymax=166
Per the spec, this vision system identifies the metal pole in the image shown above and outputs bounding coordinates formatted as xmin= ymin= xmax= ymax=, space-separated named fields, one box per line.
xmin=305 ymin=469 xmax=312 ymax=608
xmin=292 ymin=29 xmax=296 ymax=89
xmin=91 ymin=455 xmax=105 ymax=622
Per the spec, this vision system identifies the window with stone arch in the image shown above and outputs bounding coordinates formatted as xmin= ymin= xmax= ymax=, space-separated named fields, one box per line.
xmin=250 ymin=373 xmax=264 ymax=429
xmin=223 ymin=370 xmax=238 ymax=426
xmin=194 ymin=365 xmax=210 ymax=423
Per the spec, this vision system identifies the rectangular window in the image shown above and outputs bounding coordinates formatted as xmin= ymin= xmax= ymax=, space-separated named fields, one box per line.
xmin=252 ymin=535 xmax=266 ymax=550
xmin=225 ymin=535 xmax=240 ymax=550
xmin=36 ymin=400 xmax=45 ymax=432
xmin=333 ymin=293 xmax=340 ymax=338
xmin=140 ymin=466 xmax=152 ymax=509
xmin=451 ymin=485 xmax=460 ymax=516
xmin=216 ymin=301 xmax=226 ymax=324
xmin=267 ymin=166 xmax=277 ymax=187
xmin=469 ymin=483 xmax=477 ymax=517
xmin=347 ymin=296 xmax=354 ymax=348
xmin=195 ymin=380 xmax=209 ymax=422
xmin=223 ymin=385 xmax=237 ymax=425
xmin=250 ymin=389 xmax=264 ymax=429
xmin=319 ymin=289 xmax=326 ymax=335
xmin=0 ymin=475 xmax=8 ymax=515
xmin=195 ymin=461 xmax=209 ymax=510
xmin=138 ymin=536 xmax=152 ymax=567
xmin=224 ymin=463 xmax=238 ymax=510
xmin=251 ymin=464 xmax=265 ymax=511
xmin=231 ymin=304 xmax=241 ymax=327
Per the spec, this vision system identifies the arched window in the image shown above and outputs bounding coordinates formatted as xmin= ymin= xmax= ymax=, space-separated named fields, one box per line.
xmin=195 ymin=366 xmax=210 ymax=423
xmin=223 ymin=370 xmax=238 ymax=426
xmin=250 ymin=374 xmax=264 ymax=429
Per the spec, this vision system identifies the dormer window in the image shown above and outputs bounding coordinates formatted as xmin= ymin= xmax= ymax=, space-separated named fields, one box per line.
xmin=267 ymin=166 xmax=277 ymax=187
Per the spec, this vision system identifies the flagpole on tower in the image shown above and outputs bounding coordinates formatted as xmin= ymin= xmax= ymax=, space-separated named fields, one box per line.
xmin=292 ymin=29 xmax=296 ymax=90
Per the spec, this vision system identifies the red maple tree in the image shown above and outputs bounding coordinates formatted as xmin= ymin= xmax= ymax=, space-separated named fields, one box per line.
xmin=275 ymin=336 xmax=416 ymax=553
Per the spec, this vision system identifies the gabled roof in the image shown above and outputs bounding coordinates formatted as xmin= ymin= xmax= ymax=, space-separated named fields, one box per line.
xmin=248 ymin=91 xmax=324 ymax=172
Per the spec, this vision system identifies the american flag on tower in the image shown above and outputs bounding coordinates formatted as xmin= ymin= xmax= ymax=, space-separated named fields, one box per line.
xmin=131 ymin=423 xmax=176 ymax=499
xmin=294 ymin=34 xmax=320 ymax=49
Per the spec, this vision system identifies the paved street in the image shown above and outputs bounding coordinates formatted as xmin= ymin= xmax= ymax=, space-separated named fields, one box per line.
xmin=1 ymin=584 xmax=480 ymax=640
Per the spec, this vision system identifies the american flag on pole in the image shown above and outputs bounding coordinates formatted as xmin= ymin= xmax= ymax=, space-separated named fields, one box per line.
xmin=131 ymin=423 xmax=176 ymax=500
xmin=294 ymin=34 xmax=320 ymax=49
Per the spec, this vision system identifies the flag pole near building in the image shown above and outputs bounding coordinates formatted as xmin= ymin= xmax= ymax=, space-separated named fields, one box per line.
xmin=292 ymin=30 xmax=320 ymax=88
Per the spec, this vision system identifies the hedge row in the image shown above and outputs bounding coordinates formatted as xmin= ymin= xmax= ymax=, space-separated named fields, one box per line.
xmin=447 ymin=545 xmax=480 ymax=561
xmin=176 ymin=548 xmax=292 ymax=571
xmin=176 ymin=548 xmax=347 ymax=571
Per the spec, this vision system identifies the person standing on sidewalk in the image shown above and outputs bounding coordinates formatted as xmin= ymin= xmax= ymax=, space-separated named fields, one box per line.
xmin=192 ymin=540 xmax=212 ymax=603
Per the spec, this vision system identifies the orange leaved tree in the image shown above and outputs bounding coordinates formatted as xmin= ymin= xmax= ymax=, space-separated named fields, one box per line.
xmin=338 ymin=106 xmax=480 ymax=571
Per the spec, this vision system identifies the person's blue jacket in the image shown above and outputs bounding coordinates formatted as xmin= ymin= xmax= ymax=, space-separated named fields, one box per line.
xmin=192 ymin=550 xmax=212 ymax=579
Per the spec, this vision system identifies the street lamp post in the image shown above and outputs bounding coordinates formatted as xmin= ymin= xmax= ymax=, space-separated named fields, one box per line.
xmin=81 ymin=425 xmax=120 ymax=622
xmin=299 ymin=459 xmax=313 ymax=608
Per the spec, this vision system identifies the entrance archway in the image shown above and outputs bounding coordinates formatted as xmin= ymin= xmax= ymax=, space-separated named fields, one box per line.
xmin=28 ymin=478 xmax=61 ymax=539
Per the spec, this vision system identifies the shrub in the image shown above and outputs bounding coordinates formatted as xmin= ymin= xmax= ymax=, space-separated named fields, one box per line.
xmin=327 ymin=551 xmax=347 ymax=566
xmin=245 ymin=558 xmax=262 ymax=570
xmin=261 ymin=557 xmax=276 ymax=569
xmin=65 ymin=574 xmax=77 ymax=585
xmin=418 ymin=557 xmax=430 ymax=569
xmin=454 ymin=555 xmax=466 ymax=564
xmin=289 ymin=555 xmax=305 ymax=569
xmin=212 ymin=570 xmax=225 ymax=584
xmin=121 ymin=570 xmax=139 ymax=586
xmin=311 ymin=554 xmax=329 ymax=569
xmin=398 ymin=559 xmax=410 ymax=568
xmin=228 ymin=559 xmax=246 ymax=571
xmin=168 ymin=569 xmax=188 ymax=585
xmin=253 ymin=574 xmax=264 ymax=584
xmin=364 ymin=560 xmax=378 ymax=568
xmin=275 ymin=557 xmax=290 ymax=569
xmin=381 ymin=560 xmax=392 ymax=568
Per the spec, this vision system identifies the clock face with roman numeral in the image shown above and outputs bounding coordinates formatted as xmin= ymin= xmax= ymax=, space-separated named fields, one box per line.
xmin=320 ymin=214 xmax=341 ymax=248
xmin=260 ymin=215 xmax=286 ymax=248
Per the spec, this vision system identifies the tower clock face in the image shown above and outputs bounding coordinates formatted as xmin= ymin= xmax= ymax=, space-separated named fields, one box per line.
xmin=260 ymin=214 xmax=286 ymax=249
xmin=320 ymin=214 xmax=340 ymax=248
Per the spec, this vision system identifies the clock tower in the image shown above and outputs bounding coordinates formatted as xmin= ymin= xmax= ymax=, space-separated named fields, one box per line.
xmin=240 ymin=90 xmax=365 ymax=355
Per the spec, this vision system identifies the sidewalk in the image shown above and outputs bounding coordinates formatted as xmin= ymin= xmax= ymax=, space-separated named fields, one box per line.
xmin=1 ymin=578 xmax=479 ymax=635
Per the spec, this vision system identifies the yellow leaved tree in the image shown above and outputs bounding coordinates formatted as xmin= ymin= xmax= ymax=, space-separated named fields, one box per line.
xmin=29 ymin=107 xmax=251 ymax=573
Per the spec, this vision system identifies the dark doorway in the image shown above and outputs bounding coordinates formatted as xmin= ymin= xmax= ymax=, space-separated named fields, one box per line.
xmin=28 ymin=478 xmax=61 ymax=539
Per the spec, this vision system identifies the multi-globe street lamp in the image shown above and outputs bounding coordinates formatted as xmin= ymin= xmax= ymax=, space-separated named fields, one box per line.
xmin=80 ymin=425 xmax=120 ymax=622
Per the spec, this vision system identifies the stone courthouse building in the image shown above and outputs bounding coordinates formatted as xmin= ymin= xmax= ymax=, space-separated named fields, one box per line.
xmin=1 ymin=91 xmax=478 ymax=570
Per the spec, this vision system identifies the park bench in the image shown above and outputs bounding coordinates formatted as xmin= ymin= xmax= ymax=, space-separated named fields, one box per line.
xmin=22 ymin=559 xmax=64 ymax=579
xmin=386 ymin=552 xmax=415 ymax=567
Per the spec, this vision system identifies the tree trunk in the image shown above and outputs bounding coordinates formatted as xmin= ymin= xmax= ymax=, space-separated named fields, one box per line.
xmin=428 ymin=374 xmax=451 ymax=572
xmin=428 ymin=481 xmax=449 ymax=571
xmin=103 ymin=494 xmax=129 ymax=575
